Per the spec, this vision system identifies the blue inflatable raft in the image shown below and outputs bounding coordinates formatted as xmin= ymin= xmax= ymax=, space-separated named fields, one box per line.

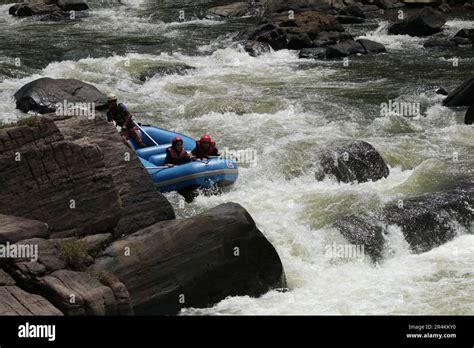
xmin=129 ymin=125 xmax=239 ymax=192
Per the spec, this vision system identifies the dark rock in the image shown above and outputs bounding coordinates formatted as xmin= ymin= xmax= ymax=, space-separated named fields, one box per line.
xmin=358 ymin=4 xmax=380 ymax=13
xmin=452 ymin=37 xmax=472 ymax=45
xmin=333 ymin=184 xmax=474 ymax=258
xmin=423 ymin=38 xmax=456 ymax=48
xmin=55 ymin=115 xmax=176 ymax=237
xmin=333 ymin=216 xmax=385 ymax=260
xmin=243 ymin=11 xmax=344 ymax=51
xmin=454 ymin=28 xmax=474 ymax=43
xmin=357 ymin=39 xmax=386 ymax=54
xmin=8 ymin=4 xmax=21 ymax=16
xmin=443 ymin=76 xmax=474 ymax=107
xmin=12 ymin=3 xmax=61 ymax=17
xmin=0 ymin=117 xmax=121 ymax=238
xmin=388 ymin=7 xmax=446 ymax=37
xmin=339 ymin=5 xmax=366 ymax=18
xmin=435 ymin=86 xmax=449 ymax=95
xmin=438 ymin=3 xmax=452 ymax=12
xmin=374 ymin=0 xmax=394 ymax=10
xmin=383 ymin=185 xmax=473 ymax=253
xmin=316 ymin=141 xmax=390 ymax=183
xmin=206 ymin=2 xmax=251 ymax=18
xmin=311 ymin=30 xmax=353 ymax=47
xmin=241 ymin=40 xmax=273 ymax=57
xmin=138 ymin=63 xmax=195 ymax=82
xmin=335 ymin=15 xmax=365 ymax=24
xmin=91 ymin=203 xmax=286 ymax=315
xmin=14 ymin=77 xmax=107 ymax=114
xmin=0 ymin=285 xmax=63 ymax=315
xmin=465 ymin=105 xmax=474 ymax=125
xmin=56 ymin=0 xmax=89 ymax=11
xmin=325 ymin=39 xmax=366 ymax=58
xmin=463 ymin=2 xmax=474 ymax=10
xmin=299 ymin=47 xmax=327 ymax=59
xmin=0 ymin=215 xmax=49 ymax=244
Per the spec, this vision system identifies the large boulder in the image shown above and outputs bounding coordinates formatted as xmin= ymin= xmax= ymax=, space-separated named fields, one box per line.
xmin=316 ymin=141 xmax=390 ymax=183
xmin=388 ymin=7 xmax=446 ymax=37
xmin=383 ymin=185 xmax=473 ymax=253
xmin=241 ymin=11 xmax=344 ymax=51
xmin=443 ymin=76 xmax=474 ymax=107
xmin=0 ymin=215 xmax=49 ymax=243
xmin=0 ymin=117 xmax=121 ymax=238
xmin=91 ymin=203 xmax=286 ymax=315
xmin=14 ymin=78 xmax=107 ymax=114
xmin=55 ymin=115 xmax=175 ymax=237
xmin=333 ymin=184 xmax=474 ymax=258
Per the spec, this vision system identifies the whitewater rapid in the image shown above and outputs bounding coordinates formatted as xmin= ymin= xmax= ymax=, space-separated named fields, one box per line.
xmin=1 ymin=2 xmax=473 ymax=315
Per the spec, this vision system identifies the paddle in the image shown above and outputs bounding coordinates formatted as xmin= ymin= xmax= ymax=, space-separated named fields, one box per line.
xmin=132 ymin=120 xmax=160 ymax=147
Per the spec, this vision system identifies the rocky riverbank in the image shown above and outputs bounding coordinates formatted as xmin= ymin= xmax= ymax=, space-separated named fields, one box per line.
xmin=0 ymin=112 xmax=286 ymax=315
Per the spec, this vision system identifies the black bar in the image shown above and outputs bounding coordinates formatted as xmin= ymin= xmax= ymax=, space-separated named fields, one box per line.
xmin=0 ymin=316 xmax=472 ymax=346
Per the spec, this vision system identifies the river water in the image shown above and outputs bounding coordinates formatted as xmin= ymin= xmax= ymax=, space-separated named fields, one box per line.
xmin=1 ymin=0 xmax=473 ymax=314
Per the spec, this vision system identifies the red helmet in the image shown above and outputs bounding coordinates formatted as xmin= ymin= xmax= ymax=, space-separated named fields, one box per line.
xmin=172 ymin=136 xmax=183 ymax=145
xmin=200 ymin=135 xmax=212 ymax=143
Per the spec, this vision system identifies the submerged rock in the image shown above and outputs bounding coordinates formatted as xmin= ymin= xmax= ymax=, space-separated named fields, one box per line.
xmin=333 ymin=184 xmax=474 ymax=258
xmin=454 ymin=28 xmax=474 ymax=43
xmin=316 ymin=141 xmax=390 ymax=183
xmin=388 ymin=7 xmax=445 ymax=37
xmin=9 ymin=0 xmax=89 ymax=20
xmin=138 ymin=63 xmax=195 ymax=82
xmin=91 ymin=203 xmax=286 ymax=315
xmin=383 ymin=185 xmax=474 ymax=253
xmin=14 ymin=77 xmax=107 ymax=114
xmin=443 ymin=76 xmax=474 ymax=107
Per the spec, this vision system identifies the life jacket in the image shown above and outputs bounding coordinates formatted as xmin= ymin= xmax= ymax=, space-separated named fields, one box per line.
xmin=166 ymin=146 xmax=189 ymax=164
xmin=194 ymin=140 xmax=217 ymax=159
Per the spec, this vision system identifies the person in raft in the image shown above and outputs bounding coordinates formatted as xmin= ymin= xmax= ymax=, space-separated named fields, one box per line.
xmin=106 ymin=94 xmax=145 ymax=148
xmin=191 ymin=135 xmax=219 ymax=160
xmin=164 ymin=137 xmax=191 ymax=167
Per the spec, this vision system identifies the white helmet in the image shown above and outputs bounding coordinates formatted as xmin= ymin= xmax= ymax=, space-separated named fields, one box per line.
xmin=107 ymin=94 xmax=118 ymax=102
